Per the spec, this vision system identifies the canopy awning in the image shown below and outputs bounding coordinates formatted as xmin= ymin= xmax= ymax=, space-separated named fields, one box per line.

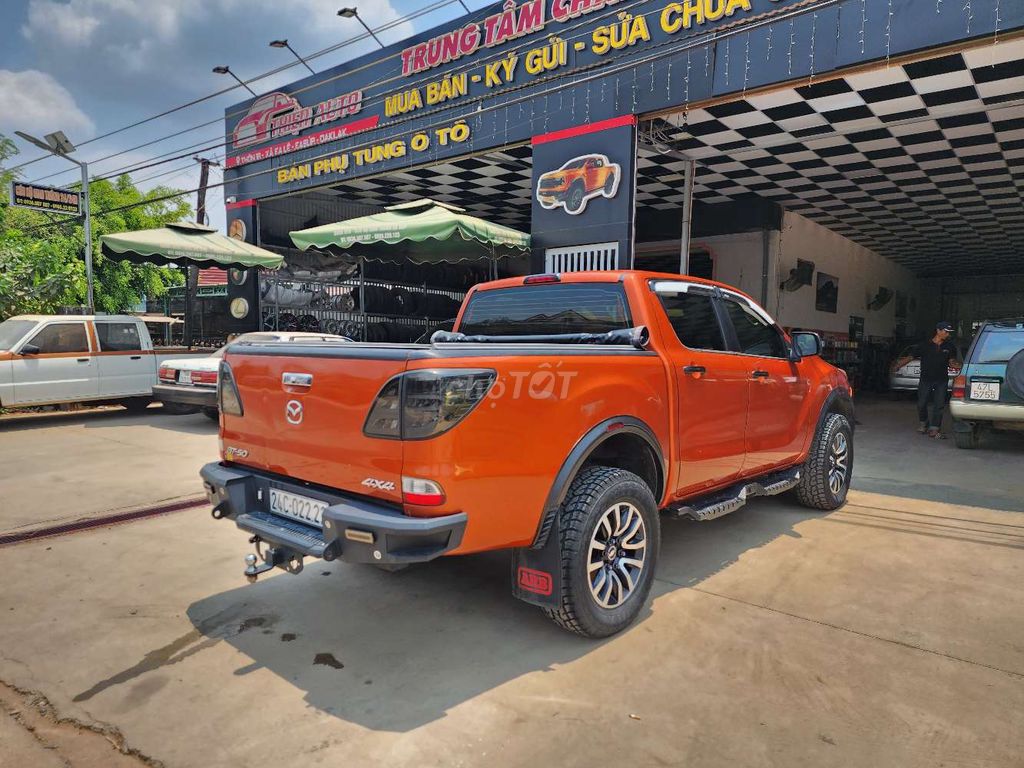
xmin=100 ymin=221 xmax=284 ymax=269
xmin=288 ymin=199 xmax=530 ymax=264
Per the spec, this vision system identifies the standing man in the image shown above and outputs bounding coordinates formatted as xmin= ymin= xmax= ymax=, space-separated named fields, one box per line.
xmin=896 ymin=321 xmax=960 ymax=438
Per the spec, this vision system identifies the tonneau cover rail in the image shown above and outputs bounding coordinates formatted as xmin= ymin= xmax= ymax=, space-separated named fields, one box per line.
xmin=431 ymin=325 xmax=649 ymax=349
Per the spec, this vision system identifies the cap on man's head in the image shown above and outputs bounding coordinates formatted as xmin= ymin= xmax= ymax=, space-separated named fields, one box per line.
xmin=936 ymin=321 xmax=954 ymax=333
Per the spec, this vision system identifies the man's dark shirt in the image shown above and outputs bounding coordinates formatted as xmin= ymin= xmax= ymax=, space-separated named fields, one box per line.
xmin=914 ymin=339 xmax=957 ymax=382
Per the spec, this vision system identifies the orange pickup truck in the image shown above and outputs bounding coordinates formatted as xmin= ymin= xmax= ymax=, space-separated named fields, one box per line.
xmin=201 ymin=271 xmax=854 ymax=637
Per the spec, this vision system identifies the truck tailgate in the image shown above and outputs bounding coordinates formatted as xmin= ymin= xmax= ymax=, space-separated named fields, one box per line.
xmin=221 ymin=345 xmax=408 ymax=504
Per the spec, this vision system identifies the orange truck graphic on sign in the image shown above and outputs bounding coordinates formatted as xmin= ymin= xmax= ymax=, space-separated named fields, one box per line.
xmin=536 ymin=154 xmax=621 ymax=215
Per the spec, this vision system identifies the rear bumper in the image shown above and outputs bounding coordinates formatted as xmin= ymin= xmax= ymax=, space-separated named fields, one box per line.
xmin=153 ymin=384 xmax=217 ymax=408
xmin=950 ymin=399 xmax=1024 ymax=423
xmin=199 ymin=462 xmax=467 ymax=565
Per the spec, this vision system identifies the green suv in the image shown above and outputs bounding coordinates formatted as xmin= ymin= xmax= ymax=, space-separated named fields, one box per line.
xmin=950 ymin=319 xmax=1024 ymax=449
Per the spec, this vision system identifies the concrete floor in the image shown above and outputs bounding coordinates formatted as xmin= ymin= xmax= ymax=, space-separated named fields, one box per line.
xmin=0 ymin=406 xmax=217 ymax=535
xmin=0 ymin=398 xmax=1022 ymax=767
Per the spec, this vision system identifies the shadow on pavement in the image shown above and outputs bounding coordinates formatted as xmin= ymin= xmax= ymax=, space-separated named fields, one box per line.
xmin=851 ymin=395 xmax=1024 ymax=512
xmin=183 ymin=502 xmax=819 ymax=732
xmin=0 ymin=405 xmax=218 ymax=435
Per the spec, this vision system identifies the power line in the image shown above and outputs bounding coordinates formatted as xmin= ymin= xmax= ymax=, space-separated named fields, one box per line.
xmin=13 ymin=0 xmax=472 ymax=179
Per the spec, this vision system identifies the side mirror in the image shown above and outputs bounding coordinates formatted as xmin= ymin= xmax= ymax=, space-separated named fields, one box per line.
xmin=791 ymin=331 xmax=822 ymax=359
xmin=19 ymin=344 xmax=41 ymax=356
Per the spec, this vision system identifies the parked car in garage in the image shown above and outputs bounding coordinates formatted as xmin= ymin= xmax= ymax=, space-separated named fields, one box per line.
xmin=0 ymin=314 xmax=205 ymax=411
xmin=950 ymin=319 xmax=1024 ymax=449
xmin=889 ymin=343 xmax=962 ymax=395
xmin=155 ymin=331 xmax=352 ymax=418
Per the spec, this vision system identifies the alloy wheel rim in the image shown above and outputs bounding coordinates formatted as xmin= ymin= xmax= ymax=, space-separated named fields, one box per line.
xmin=587 ymin=502 xmax=646 ymax=609
xmin=828 ymin=431 xmax=849 ymax=496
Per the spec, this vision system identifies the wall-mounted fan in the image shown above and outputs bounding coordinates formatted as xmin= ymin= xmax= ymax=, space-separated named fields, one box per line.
xmin=867 ymin=286 xmax=893 ymax=310
xmin=780 ymin=259 xmax=814 ymax=292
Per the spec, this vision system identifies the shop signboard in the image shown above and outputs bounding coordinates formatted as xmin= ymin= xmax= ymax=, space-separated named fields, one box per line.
xmin=530 ymin=115 xmax=637 ymax=267
xmin=8 ymin=181 xmax=81 ymax=215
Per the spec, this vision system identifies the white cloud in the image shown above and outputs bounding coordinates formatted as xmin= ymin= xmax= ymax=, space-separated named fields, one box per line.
xmin=0 ymin=69 xmax=95 ymax=142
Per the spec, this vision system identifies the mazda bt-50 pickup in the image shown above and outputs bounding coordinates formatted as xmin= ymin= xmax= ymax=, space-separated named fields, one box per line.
xmin=201 ymin=271 xmax=854 ymax=638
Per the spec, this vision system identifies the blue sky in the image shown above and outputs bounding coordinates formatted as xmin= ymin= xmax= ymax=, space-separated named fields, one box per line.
xmin=0 ymin=0 xmax=481 ymax=231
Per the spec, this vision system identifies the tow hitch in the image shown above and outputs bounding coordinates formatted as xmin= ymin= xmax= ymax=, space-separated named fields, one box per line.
xmin=243 ymin=536 xmax=304 ymax=583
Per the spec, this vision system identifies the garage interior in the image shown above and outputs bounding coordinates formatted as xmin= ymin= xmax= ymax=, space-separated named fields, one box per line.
xmin=249 ymin=38 xmax=1023 ymax=360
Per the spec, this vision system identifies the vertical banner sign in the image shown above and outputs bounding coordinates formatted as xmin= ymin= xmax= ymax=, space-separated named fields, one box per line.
xmin=9 ymin=182 xmax=81 ymax=215
xmin=530 ymin=115 xmax=638 ymax=272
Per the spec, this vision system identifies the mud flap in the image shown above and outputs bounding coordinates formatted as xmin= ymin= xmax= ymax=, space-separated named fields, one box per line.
xmin=510 ymin=515 xmax=562 ymax=609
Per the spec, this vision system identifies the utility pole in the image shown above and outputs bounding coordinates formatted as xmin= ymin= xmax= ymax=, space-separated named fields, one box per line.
xmin=184 ymin=157 xmax=220 ymax=346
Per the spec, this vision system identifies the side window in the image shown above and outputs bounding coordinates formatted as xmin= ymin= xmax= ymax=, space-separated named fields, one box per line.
xmin=96 ymin=322 xmax=142 ymax=352
xmin=657 ymin=292 xmax=727 ymax=351
xmin=27 ymin=323 xmax=89 ymax=354
xmin=723 ymin=299 xmax=787 ymax=358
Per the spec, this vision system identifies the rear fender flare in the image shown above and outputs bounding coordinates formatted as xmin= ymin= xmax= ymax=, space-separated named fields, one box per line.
xmin=531 ymin=416 xmax=665 ymax=549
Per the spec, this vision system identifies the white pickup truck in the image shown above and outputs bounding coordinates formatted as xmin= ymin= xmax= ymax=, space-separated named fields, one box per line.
xmin=0 ymin=314 xmax=205 ymax=411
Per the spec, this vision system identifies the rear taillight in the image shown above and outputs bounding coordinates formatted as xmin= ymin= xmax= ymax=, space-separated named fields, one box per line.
xmin=158 ymin=365 xmax=175 ymax=383
xmin=952 ymin=375 xmax=966 ymax=399
xmin=402 ymin=477 xmax=445 ymax=506
xmin=218 ymin=361 xmax=244 ymax=416
xmin=192 ymin=370 xmax=217 ymax=385
xmin=364 ymin=369 xmax=494 ymax=440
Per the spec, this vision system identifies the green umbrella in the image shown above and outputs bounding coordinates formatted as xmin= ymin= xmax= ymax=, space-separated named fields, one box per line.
xmin=288 ymin=199 xmax=530 ymax=264
xmin=100 ymin=221 xmax=284 ymax=269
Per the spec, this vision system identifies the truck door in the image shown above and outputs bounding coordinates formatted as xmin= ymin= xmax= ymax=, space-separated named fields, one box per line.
xmin=95 ymin=320 xmax=153 ymax=397
xmin=11 ymin=321 xmax=98 ymax=405
xmin=652 ymin=282 xmax=749 ymax=497
xmin=718 ymin=294 xmax=810 ymax=475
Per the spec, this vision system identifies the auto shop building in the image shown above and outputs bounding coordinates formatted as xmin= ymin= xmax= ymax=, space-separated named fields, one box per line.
xmin=221 ymin=0 xmax=1024 ymax=384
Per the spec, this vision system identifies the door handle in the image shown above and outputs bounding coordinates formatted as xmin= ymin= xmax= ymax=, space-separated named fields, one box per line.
xmin=751 ymin=370 xmax=770 ymax=379
xmin=130 ymin=355 xmax=142 ymax=360
xmin=76 ymin=357 xmax=90 ymax=363
xmin=683 ymin=365 xmax=706 ymax=375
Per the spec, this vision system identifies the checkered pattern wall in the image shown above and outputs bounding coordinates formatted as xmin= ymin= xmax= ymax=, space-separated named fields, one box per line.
xmin=324 ymin=146 xmax=534 ymax=232
xmin=321 ymin=40 xmax=1023 ymax=276
xmin=638 ymin=39 xmax=1024 ymax=276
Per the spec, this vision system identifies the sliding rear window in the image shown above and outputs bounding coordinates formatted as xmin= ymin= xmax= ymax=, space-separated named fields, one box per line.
xmin=459 ymin=283 xmax=631 ymax=336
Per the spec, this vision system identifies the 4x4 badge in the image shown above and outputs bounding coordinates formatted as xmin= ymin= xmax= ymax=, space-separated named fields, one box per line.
xmin=285 ymin=399 xmax=303 ymax=425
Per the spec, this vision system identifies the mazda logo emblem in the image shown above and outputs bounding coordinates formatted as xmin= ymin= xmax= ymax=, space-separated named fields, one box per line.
xmin=285 ymin=399 xmax=303 ymax=425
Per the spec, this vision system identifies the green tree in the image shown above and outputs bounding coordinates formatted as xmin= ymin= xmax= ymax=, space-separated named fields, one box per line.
xmin=1 ymin=133 xmax=190 ymax=316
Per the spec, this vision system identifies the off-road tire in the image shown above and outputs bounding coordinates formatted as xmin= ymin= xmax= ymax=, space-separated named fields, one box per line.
xmin=603 ymin=174 xmax=616 ymax=196
xmin=953 ymin=423 xmax=980 ymax=449
xmin=545 ymin=465 xmax=660 ymax=639
xmin=566 ymin=182 xmax=586 ymax=214
xmin=795 ymin=413 xmax=853 ymax=510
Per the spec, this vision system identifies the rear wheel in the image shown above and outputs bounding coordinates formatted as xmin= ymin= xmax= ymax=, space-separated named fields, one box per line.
xmin=545 ymin=466 xmax=660 ymax=638
xmin=795 ymin=413 xmax=853 ymax=510
xmin=122 ymin=398 xmax=152 ymax=413
xmin=953 ymin=422 xmax=980 ymax=449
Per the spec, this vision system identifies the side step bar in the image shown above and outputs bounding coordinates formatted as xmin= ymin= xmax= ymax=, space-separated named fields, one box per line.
xmin=669 ymin=467 xmax=802 ymax=521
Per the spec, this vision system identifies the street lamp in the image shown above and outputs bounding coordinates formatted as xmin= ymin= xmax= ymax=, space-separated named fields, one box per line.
xmin=212 ymin=65 xmax=256 ymax=95
xmin=269 ymin=39 xmax=315 ymax=75
xmin=337 ymin=8 xmax=384 ymax=48
xmin=15 ymin=129 xmax=94 ymax=313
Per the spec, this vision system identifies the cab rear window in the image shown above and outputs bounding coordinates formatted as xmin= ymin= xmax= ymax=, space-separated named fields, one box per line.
xmin=459 ymin=283 xmax=631 ymax=336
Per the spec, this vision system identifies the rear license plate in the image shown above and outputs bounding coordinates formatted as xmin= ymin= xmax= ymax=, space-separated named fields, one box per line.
xmin=906 ymin=365 xmax=920 ymax=376
xmin=269 ymin=488 xmax=326 ymax=527
xmin=970 ymin=381 xmax=1000 ymax=401
xmin=178 ymin=370 xmax=192 ymax=385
